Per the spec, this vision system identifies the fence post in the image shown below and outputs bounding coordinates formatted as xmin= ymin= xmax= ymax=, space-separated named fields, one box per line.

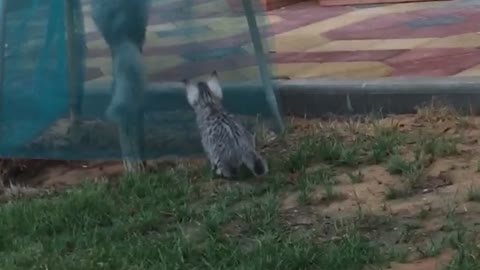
xmin=241 ymin=0 xmax=284 ymax=132
xmin=64 ymin=0 xmax=84 ymax=124
xmin=0 ymin=0 xmax=7 ymax=92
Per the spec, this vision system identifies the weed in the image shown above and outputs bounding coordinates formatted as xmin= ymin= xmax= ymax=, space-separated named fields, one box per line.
xmin=321 ymin=182 xmax=344 ymax=204
xmin=467 ymin=185 xmax=480 ymax=202
xmin=386 ymin=154 xmax=425 ymax=192
xmin=417 ymin=207 xmax=431 ymax=220
xmin=386 ymin=155 xmax=411 ymax=175
xmin=316 ymin=136 xmax=343 ymax=162
xmin=385 ymin=186 xmax=411 ymax=200
xmin=347 ymin=170 xmax=364 ymax=184
xmin=417 ymin=237 xmax=445 ymax=258
xmin=419 ymin=135 xmax=457 ymax=158
xmin=445 ymin=229 xmax=480 ymax=270
xmin=396 ymin=222 xmax=422 ymax=244
xmin=369 ymin=125 xmax=403 ymax=163
xmin=285 ymin=138 xmax=317 ymax=173
xmin=314 ymin=135 xmax=365 ymax=166
xmin=298 ymin=169 xmax=336 ymax=205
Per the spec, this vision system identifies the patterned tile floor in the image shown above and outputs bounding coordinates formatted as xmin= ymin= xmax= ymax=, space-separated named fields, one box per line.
xmin=81 ymin=0 xmax=480 ymax=86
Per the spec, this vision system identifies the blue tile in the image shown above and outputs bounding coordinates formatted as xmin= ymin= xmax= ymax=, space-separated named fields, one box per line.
xmin=156 ymin=25 xmax=211 ymax=38
xmin=182 ymin=47 xmax=249 ymax=62
xmin=450 ymin=0 xmax=480 ymax=8
xmin=353 ymin=4 xmax=389 ymax=9
xmin=407 ymin=15 xmax=465 ymax=28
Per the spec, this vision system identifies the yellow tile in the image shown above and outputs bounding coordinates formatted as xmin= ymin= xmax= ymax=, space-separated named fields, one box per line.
xmin=144 ymin=55 xmax=185 ymax=74
xmin=195 ymin=62 xmax=392 ymax=80
xmin=145 ymin=30 xmax=196 ymax=47
xmin=142 ymin=15 xmax=281 ymax=48
xmin=23 ymin=39 xmax=43 ymax=49
xmin=207 ymin=15 xmax=281 ymax=33
xmin=192 ymin=1 xmax=228 ymax=15
xmin=454 ymin=64 xmax=480 ymax=77
xmin=381 ymin=1 xmax=449 ymax=13
xmin=420 ymin=33 xmax=480 ymax=49
xmin=85 ymin=75 xmax=113 ymax=88
xmin=150 ymin=0 xmax=178 ymax=6
xmin=86 ymin=57 xmax=111 ymax=75
xmin=193 ymin=66 xmax=260 ymax=82
xmin=87 ymin=53 xmax=184 ymax=76
xmin=153 ymin=30 xmax=231 ymax=47
xmin=243 ymin=34 xmax=329 ymax=53
xmin=309 ymin=38 xmax=433 ymax=52
xmin=83 ymin=17 xmax=97 ymax=34
xmin=273 ymin=62 xmax=393 ymax=78
xmin=279 ymin=10 xmax=386 ymax=37
xmin=146 ymin=23 xmax=177 ymax=32
xmin=276 ymin=2 xmax=437 ymax=37
xmin=273 ymin=33 xmax=329 ymax=52
xmin=87 ymin=39 xmax=108 ymax=50
xmin=81 ymin=5 xmax=91 ymax=14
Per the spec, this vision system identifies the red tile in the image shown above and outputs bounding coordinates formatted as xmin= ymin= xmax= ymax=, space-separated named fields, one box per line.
xmin=85 ymin=32 xmax=102 ymax=42
xmin=273 ymin=50 xmax=406 ymax=63
xmin=86 ymin=47 xmax=110 ymax=59
xmin=148 ymin=55 xmax=255 ymax=81
xmin=325 ymin=7 xmax=480 ymax=40
xmin=386 ymin=48 xmax=480 ymax=76
xmin=85 ymin=67 xmax=104 ymax=81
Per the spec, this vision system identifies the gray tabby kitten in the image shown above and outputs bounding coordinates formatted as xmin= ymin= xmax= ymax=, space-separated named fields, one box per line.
xmin=183 ymin=71 xmax=268 ymax=178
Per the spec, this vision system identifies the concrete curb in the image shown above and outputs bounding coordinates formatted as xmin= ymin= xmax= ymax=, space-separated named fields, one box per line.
xmin=277 ymin=77 xmax=480 ymax=117
xmin=83 ymin=77 xmax=480 ymax=119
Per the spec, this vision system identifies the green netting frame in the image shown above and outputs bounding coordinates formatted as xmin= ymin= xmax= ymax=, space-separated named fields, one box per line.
xmin=0 ymin=0 xmax=283 ymax=160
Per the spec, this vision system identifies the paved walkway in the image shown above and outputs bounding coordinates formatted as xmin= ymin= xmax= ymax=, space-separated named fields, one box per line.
xmin=82 ymin=0 xmax=480 ymax=86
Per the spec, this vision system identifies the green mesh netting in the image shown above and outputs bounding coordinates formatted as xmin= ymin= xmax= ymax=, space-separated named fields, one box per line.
xmin=0 ymin=0 xmax=283 ymax=160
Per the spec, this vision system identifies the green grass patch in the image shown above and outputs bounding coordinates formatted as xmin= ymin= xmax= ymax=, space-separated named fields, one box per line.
xmin=0 ymin=168 xmax=390 ymax=270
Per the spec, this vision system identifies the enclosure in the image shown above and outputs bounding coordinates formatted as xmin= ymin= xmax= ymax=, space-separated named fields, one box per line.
xmin=0 ymin=0 xmax=283 ymax=161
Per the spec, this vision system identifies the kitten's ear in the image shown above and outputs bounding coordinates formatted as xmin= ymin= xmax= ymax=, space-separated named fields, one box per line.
xmin=207 ymin=70 xmax=223 ymax=99
xmin=184 ymin=79 xmax=199 ymax=106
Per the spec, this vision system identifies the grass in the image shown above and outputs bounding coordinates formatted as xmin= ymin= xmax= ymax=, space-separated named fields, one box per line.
xmin=383 ymin=132 xmax=457 ymax=201
xmin=416 ymin=237 xmax=445 ymax=258
xmin=0 ymin=170 xmax=388 ymax=270
xmin=285 ymin=136 xmax=363 ymax=173
xmin=369 ymin=125 xmax=403 ymax=163
xmin=385 ymin=185 xmax=412 ymax=200
xmin=385 ymin=153 xmax=425 ymax=199
xmin=446 ymin=242 xmax=480 ymax=270
xmin=347 ymin=171 xmax=364 ymax=184
xmin=298 ymin=169 xmax=339 ymax=205
xmin=285 ymin=126 xmax=403 ymax=173
xmin=0 ymin=109 xmax=477 ymax=269
xmin=418 ymin=135 xmax=458 ymax=158
xmin=467 ymin=185 xmax=480 ymax=202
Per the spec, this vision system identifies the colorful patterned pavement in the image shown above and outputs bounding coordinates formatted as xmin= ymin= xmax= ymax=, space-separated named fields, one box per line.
xmin=81 ymin=0 xmax=480 ymax=87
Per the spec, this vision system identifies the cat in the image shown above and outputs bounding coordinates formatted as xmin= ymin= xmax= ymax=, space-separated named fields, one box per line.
xmin=183 ymin=71 xmax=268 ymax=179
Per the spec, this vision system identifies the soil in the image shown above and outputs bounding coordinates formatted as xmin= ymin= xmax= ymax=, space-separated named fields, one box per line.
xmin=388 ymin=249 xmax=454 ymax=270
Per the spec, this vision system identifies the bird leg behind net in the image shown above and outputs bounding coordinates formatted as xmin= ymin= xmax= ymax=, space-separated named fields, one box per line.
xmin=116 ymin=107 xmax=145 ymax=173
xmin=90 ymin=0 xmax=149 ymax=173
